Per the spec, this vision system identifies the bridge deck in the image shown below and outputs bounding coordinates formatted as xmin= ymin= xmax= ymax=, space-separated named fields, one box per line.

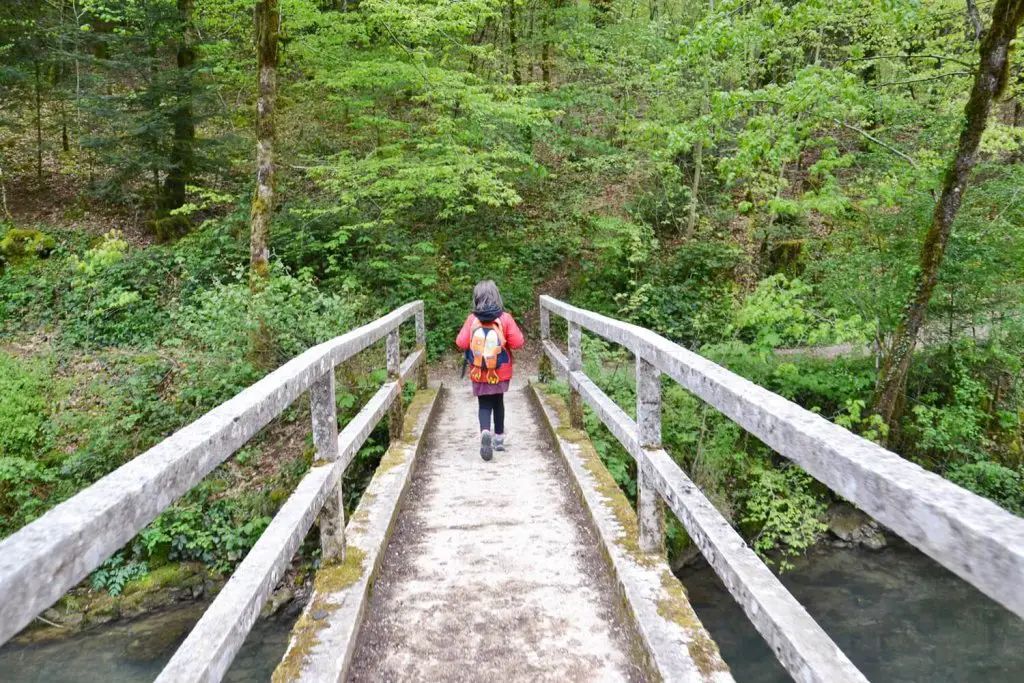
xmin=347 ymin=380 xmax=646 ymax=682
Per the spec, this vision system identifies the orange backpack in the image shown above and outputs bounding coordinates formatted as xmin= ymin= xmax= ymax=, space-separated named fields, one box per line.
xmin=466 ymin=317 xmax=509 ymax=384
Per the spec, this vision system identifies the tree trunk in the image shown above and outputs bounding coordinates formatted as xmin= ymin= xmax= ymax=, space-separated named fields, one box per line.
xmin=250 ymin=0 xmax=279 ymax=291
xmin=874 ymin=0 xmax=1024 ymax=427
xmin=966 ymin=0 xmax=984 ymax=41
xmin=685 ymin=0 xmax=714 ymax=239
xmin=508 ymin=0 xmax=521 ymax=85
xmin=0 ymin=163 xmax=11 ymax=221
xmin=162 ymin=0 xmax=197 ymax=222
xmin=35 ymin=58 xmax=43 ymax=182
xmin=686 ymin=138 xmax=703 ymax=237
xmin=541 ymin=0 xmax=561 ymax=87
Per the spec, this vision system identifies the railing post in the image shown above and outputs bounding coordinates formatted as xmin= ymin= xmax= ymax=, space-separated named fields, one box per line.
xmin=538 ymin=304 xmax=553 ymax=381
xmin=310 ymin=370 xmax=345 ymax=563
xmin=568 ymin=321 xmax=584 ymax=428
xmin=636 ymin=355 xmax=665 ymax=554
xmin=387 ymin=328 xmax=404 ymax=441
xmin=414 ymin=307 xmax=428 ymax=390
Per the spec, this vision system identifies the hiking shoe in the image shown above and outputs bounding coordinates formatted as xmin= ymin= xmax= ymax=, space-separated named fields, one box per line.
xmin=494 ymin=434 xmax=505 ymax=451
xmin=480 ymin=430 xmax=493 ymax=461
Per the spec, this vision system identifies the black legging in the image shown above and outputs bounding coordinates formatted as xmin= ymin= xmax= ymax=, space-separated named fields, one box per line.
xmin=478 ymin=394 xmax=505 ymax=434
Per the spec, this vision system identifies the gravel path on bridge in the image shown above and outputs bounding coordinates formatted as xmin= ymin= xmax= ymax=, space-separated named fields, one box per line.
xmin=347 ymin=378 xmax=646 ymax=682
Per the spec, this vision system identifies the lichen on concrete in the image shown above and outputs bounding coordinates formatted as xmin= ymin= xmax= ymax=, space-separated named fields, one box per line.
xmin=398 ymin=388 xmax=437 ymax=446
xmin=272 ymin=546 xmax=368 ymax=683
xmin=656 ymin=571 xmax=728 ymax=676
xmin=274 ymin=385 xmax=441 ymax=683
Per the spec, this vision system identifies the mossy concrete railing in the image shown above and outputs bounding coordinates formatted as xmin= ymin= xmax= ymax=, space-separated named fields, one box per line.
xmin=539 ymin=295 xmax=1024 ymax=683
xmin=0 ymin=301 xmax=429 ymax=683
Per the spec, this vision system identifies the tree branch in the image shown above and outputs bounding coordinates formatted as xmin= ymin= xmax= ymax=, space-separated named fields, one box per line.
xmin=842 ymin=54 xmax=976 ymax=69
xmin=967 ymin=0 xmax=984 ymax=41
xmin=831 ymin=119 xmax=920 ymax=169
xmin=873 ymin=71 xmax=973 ymax=87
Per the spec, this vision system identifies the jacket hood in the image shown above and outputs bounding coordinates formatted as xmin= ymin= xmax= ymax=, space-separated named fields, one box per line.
xmin=473 ymin=303 xmax=504 ymax=322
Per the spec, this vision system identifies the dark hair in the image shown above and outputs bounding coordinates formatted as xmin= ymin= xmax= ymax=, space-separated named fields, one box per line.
xmin=472 ymin=280 xmax=504 ymax=309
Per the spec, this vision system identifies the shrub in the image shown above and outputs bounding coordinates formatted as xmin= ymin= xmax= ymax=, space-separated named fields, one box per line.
xmin=739 ymin=462 xmax=828 ymax=569
xmin=61 ymin=233 xmax=177 ymax=348
xmin=91 ymin=555 xmax=149 ymax=596
xmin=0 ymin=352 xmax=50 ymax=457
xmin=174 ymin=264 xmax=363 ymax=363
xmin=0 ymin=353 xmax=59 ymax=534
xmin=135 ymin=500 xmax=271 ymax=575
xmin=946 ymin=461 xmax=1024 ymax=515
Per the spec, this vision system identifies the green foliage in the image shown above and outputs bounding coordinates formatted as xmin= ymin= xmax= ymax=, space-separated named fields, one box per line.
xmin=731 ymin=275 xmax=870 ymax=351
xmin=946 ymin=462 xmax=1024 ymax=516
xmin=738 ymin=462 xmax=827 ymax=570
xmin=0 ymin=353 xmax=59 ymax=534
xmin=2 ymin=0 xmax=1023 ymax=613
xmin=136 ymin=500 xmax=271 ymax=575
xmin=175 ymin=263 xmax=363 ymax=363
xmin=91 ymin=555 xmax=149 ymax=597
xmin=0 ymin=352 xmax=50 ymax=458
xmin=69 ymin=230 xmax=131 ymax=278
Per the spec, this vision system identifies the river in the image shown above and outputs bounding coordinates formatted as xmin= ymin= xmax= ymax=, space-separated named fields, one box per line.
xmin=1 ymin=540 xmax=1021 ymax=682
xmin=680 ymin=539 xmax=1024 ymax=682
xmin=0 ymin=601 xmax=298 ymax=682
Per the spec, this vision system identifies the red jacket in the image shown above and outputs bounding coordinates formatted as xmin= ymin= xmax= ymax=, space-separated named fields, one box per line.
xmin=456 ymin=311 xmax=525 ymax=382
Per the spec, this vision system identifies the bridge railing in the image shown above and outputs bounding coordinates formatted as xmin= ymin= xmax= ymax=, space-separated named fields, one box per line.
xmin=0 ymin=301 xmax=428 ymax=682
xmin=540 ymin=295 xmax=1024 ymax=683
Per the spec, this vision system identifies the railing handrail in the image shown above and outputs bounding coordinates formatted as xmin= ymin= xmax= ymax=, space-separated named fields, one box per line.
xmin=540 ymin=294 xmax=1024 ymax=683
xmin=0 ymin=300 xmax=427 ymax=659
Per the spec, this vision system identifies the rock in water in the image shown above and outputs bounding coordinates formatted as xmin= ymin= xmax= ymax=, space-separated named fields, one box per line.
xmin=826 ymin=502 xmax=887 ymax=550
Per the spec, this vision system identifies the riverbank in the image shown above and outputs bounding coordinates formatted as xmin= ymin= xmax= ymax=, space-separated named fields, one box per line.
xmin=0 ymin=599 xmax=302 ymax=683
xmin=12 ymin=562 xmax=302 ymax=647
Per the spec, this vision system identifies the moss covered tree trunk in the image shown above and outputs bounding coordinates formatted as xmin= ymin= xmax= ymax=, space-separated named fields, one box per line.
xmin=874 ymin=0 xmax=1024 ymax=428
xmin=161 ymin=0 xmax=196 ymax=227
xmin=250 ymin=0 xmax=278 ymax=291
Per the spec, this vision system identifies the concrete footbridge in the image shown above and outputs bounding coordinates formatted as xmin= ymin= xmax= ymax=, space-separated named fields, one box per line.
xmin=2 ymin=298 xmax=1022 ymax=682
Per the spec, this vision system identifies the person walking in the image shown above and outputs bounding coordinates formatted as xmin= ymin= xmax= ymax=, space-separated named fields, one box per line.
xmin=455 ymin=280 xmax=525 ymax=461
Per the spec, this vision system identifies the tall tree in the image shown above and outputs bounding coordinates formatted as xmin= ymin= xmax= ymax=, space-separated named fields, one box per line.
xmin=874 ymin=0 xmax=1024 ymax=426
xmin=685 ymin=0 xmax=713 ymax=239
xmin=250 ymin=0 xmax=279 ymax=290
xmin=161 ymin=0 xmax=197 ymax=220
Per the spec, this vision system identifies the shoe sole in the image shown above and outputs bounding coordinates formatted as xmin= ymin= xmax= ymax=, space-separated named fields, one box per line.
xmin=480 ymin=432 xmax=493 ymax=461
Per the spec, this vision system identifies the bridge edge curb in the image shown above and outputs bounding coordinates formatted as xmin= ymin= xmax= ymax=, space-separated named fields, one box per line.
xmin=272 ymin=384 xmax=445 ymax=683
xmin=529 ymin=380 xmax=735 ymax=683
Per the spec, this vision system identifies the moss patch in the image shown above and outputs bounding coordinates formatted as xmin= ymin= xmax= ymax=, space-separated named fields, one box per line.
xmin=347 ymin=491 xmax=376 ymax=533
xmin=121 ymin=563 xmax=204 ymax=596
xmin=272 ymin=546 xmax=368 ymax=682
xmin=656 ymin=570 xmax=728 ymax=676
xmin=399 ymin=387 xmax=437 ymax=445
xmin=0 ymin=227 xmax=56 ymax=260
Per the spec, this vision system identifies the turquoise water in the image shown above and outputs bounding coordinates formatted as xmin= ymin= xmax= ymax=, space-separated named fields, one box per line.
xmin=679 ymin=539 xmax=1024 ymax=682
xmin=0 ymin=602 xmax=298 ymax=683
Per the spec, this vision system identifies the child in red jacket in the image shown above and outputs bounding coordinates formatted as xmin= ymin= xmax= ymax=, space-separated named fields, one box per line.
xmin=455 ymin=280 xmax=525 ymax=461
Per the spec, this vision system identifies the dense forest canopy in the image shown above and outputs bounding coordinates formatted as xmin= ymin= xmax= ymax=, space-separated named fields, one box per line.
xmin=1 ymin=0 xmax=1022 ymax=588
